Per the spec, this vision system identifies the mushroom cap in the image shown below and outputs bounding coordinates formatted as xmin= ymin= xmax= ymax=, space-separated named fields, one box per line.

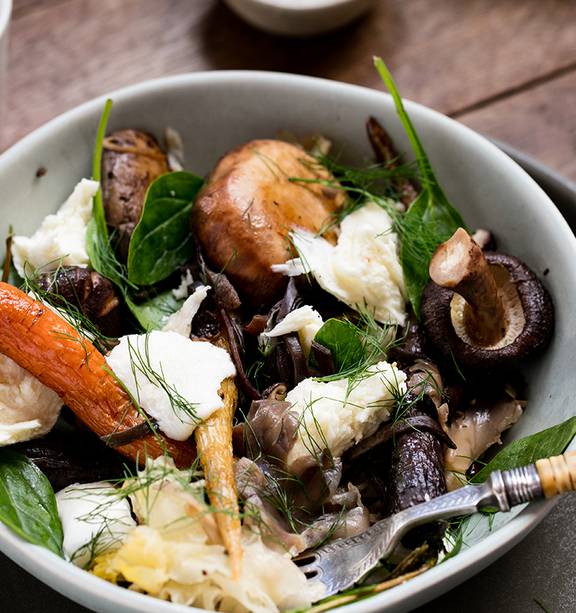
xmin=102 ymin=129 xmax=169 ymax=261
xmin=192 ymin=139 xmax=345 ymax=308
xmin=421 ymin=252 xmax=554 ymax=370
xmin=38 ymin=266 xmax=123 ymax=338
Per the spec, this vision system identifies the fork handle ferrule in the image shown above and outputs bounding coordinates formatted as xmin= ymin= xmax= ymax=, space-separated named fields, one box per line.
xmin=499 ymin=464 xmax=543 ymax=507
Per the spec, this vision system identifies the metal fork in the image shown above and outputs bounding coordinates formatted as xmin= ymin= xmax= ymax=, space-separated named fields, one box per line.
xmin=295 ymin=451 xmax=576 ymax=597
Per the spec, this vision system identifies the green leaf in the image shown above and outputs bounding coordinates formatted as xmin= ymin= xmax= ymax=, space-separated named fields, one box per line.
xmin=85 ymin=99 xmax=135 ymax=292
xmin=91 ymin=98 xmax=113 ymax=240
xmin=127 ymin=172 xmax=203 ymax=286
xmin=399 ymin=191 xmax=466 ymax=314
xmin=126 ymin=290 xmax=184 ymax=331
xmin=0 ymin=449 xmax=63 ymax=556
xmin=374 ymin=58 xmax=466 ymax=315
xmin=472 ymin=416 xmax=576 ymax=483
xmin=313 ymin=318 xmax=365 ymax=373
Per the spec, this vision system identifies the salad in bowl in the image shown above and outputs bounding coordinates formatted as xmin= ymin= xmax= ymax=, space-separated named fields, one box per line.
xmin=0 ymin=60 xmax=570 ymax=613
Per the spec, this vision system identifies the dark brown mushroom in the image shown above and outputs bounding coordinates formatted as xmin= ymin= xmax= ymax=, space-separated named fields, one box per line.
xmin=37 ymin=266 xmax=123 ymax=338
xmin=366 ymin=116 xmax=419 ymax=208
xmin=421 ymin=228 xmax=554 ymax=370
xmin=13 ymin=429 xmax=125 ymax=492
xmin=102 ymin=129 xmax=169 ymax=260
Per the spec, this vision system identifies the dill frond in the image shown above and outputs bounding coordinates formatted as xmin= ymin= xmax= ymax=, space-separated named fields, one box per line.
xmin=124 ymin=334 xmax=200 ymax=426
xmin=315 ymin=309 xmax=401 ymax=387
xmin=23 ymin=265 xmax=114 ymax=355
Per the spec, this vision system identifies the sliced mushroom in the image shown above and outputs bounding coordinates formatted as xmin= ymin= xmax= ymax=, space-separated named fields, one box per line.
xmin=192 ymin=139 xmax=345 ymax=307
xmin=445 ymin=388 xmax=524 ymax=490
xmin=102 ymin=129 xmax=169 ymax=260
xmin=422 ymin=228 xmax=554 ymax=370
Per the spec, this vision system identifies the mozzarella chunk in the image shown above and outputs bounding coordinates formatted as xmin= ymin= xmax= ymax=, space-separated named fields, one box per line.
xmin=163 ymin=284 xmax=210 ymax=337
xmin=56 ymin=482 xmax=136 ymax=567
xmin=12 ymin=179 xmax=98 ymax=277
xmin=286 ymin=361 xmax=406 ymax=467
xmin=106 ymin=331 xmax=235 ymax=441
xmin=273 ymin=202 xmax=407 ymax=325
xmin=0 ymin=353 xmax=62 ymax=445
xmin=260 ymin=305 xmax=323 ymax=357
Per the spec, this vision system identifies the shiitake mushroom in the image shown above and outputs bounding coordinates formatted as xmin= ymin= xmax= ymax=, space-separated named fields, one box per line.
xmin=102 ymin=129 xmax=169 ymax=260
xmin=192 ymin=139 xmax=345 ymax=308
xmin=37 ymin=266 xmax=123 ymax=337
xmin=421 ymin=228 xmax=554 ymax=371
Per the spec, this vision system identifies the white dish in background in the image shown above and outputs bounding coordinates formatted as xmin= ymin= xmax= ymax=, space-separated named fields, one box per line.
xmin=0 ymin=0 xmax=12 ymax=136
xmin=0 ymin=70 xmax=575 ymax=613
xmin=224 ymin=0 xmax=376 ymax=36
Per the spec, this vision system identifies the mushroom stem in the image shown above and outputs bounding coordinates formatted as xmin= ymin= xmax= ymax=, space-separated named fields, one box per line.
xmin=429 ymin=228 xmax=506 ymax=346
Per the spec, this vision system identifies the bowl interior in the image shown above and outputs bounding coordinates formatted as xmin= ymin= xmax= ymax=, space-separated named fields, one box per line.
xmin=0 ymin=71 xmax=574 ymax=613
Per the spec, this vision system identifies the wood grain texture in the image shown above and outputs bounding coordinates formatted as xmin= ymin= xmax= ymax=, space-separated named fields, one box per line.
xmin=459 ymin=70 xmax=576 ymax=183
xmin=3 ymin=0 xmax=576 ymax=154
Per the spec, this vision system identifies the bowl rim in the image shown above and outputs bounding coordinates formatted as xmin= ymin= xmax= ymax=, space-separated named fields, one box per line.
xmin=226 ymin=0 xmax=363 ymax=12
xmin=0 ymin=69 xmax=572 ymax=613
xmin=0 ymin=0 xmax=12 ymax=38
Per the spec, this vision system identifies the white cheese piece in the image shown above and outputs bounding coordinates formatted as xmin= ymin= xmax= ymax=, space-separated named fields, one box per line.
xmin=0 ymin=353 xmax=62 ymax=446
xmin=106 ymin=330 xmax=236 ymax=441
xmin=286 ymin=361 xmax=406 ymax=468
xmin=12 ymin=179 xmax=98 ymax=278
xmin=163 ymin=284 xmax=210 ymax=337
xmin=260 ymin=305 xmax=323 ymax=357
xmin=171 ymin=269 xmax=195 ymax=300
xmin=273 ymin=202 xmax=407 ymax=325
xmin=56 ymin=482 xmax=136 ymax=567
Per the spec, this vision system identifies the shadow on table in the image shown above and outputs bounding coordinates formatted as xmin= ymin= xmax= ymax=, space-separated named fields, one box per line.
xmin=194 ymin=2 xmax=399 ymax=82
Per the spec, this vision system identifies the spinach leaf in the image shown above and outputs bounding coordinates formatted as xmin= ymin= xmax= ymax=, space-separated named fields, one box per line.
xmin=374 ymin=58 xmax=467 ymax=316
xmin=85 ymin=99 xmax=133 ymax=291
xmin=313 ymin=318 xmax=365 ymax=373
xmin=127 ymin=172 xmax=203 ymax=286
xmin=126 ymin=290 xmax=184 ymax=331
xmin=0 ymin=449 xmax=63 ymax=556
xmin=85 ymin=102 xmax=188 ymax=332
xmin=473 ymin=416 xmax=576 ymax=483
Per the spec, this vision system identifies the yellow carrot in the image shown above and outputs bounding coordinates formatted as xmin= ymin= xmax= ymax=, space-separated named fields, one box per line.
xmin=194 ymin=374 xmax=242 ymax=579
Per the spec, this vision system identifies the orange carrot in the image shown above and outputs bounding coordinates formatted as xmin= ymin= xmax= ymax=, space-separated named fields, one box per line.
xmin=0 ymin=282 xmax=194 ymax=467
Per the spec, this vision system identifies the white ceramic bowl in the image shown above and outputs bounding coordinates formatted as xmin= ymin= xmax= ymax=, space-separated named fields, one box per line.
xmin=0 ymin=71 xmax=575 ymax=613
xmin=224 ymin=0 xmax=376 ymax=36
xmin=0 ymin=0 xmax=12 ymax=133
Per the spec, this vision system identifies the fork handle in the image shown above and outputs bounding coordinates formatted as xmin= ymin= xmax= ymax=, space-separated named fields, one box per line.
xmin=536 ymin=451 xmax=576 ymax=497
xmin=493 ymin=451 xmax=576 ymax=510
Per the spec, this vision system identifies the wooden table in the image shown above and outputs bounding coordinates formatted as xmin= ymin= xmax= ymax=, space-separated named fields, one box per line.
xmin=4 ymin=0 xmax=576 ymax=181
xmin=2 ymin=1 xmax=576 ymax=612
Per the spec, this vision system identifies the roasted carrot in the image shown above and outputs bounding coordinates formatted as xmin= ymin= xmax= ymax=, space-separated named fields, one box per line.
xmin=0 ymin=282 xmax=194 ymax=467
xmin=195 ymin=371 xmax=242 ymax=579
